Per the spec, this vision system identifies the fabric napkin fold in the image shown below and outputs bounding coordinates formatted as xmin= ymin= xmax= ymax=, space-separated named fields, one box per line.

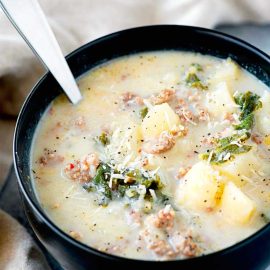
xmin=0 ymin=210 xmax=50 ymax=270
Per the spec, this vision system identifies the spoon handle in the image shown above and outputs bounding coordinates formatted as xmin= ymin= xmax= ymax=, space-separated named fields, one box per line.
xmin=0 ymin=0 xmax=82 ymax=104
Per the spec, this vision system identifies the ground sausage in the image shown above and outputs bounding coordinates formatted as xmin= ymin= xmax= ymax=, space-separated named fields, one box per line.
xmin=143 ymin=131 xmax=175 ymax=154
xmin=151 ymin=89 xmax=176 ymax=105
xmin=121 ymin=92 xmax=144 ymax=106
xmin=153 ymin=205 xmax=175 ymax=230
xmin=64 ymin=153 xmax=99 ymax=182
xmin=39 ymin=148 xmax=64 ymax=166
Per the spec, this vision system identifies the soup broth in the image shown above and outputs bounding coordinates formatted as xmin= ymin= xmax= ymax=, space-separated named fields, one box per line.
xmin=31 ymin=51 xmax=270 ymax=260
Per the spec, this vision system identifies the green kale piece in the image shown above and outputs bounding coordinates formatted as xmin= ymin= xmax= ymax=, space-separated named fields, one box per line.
xmin=234 ymin=91 xmax=262 ymax=120
xmin=233 ymin=91 xmax=262 ymax=131
xmin=185 ymin=73 xmax=208 ymax=90
xmin=126 ymin=169 xmax=164 ymax=190
xmin=140 ymin=107 xmax=148 ymax=119
xmin=201 ymin=145 xmax=252 ymax=165
xmin=234 ymin=114 xmax=254 ymax=131
xmin=200 ymin=132 xmax=252 ymax=165
xmin=199 ymin=91 xmax=262 ymax=164
xmin=217 ymin=132 xmax=250 ymax=147
xmin=98 ymin=132 xmax=110 ymax=146
xmin=84 ymin=163 xmax=164 ymax=206
xmin=92 ymin=163 xmax=112 ymax=204
xmin=191 ymin=63 xmax=203 ymax=72
xmin=118 ymin=184 xmax=129 ymax=197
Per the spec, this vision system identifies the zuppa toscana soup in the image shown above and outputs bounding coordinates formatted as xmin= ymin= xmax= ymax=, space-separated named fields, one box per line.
xmin=31 ymin=51 xmax=270 ymax=260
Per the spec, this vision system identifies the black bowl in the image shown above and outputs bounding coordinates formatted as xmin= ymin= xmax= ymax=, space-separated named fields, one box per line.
xmin=14 ymin=25 xmax=270 ymax=270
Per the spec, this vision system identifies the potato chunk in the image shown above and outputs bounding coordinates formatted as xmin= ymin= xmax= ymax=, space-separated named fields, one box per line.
xmin=206 ymin=82 xmax=237 ymax=117
xmin=106 ymin=124 xmax=142 ymax=164
xmin=211 ymin=58 xmax=240 ymax=86
xmin=220 ymin=182 xmax=255 ymax=224
xmin=218 ymin=148 xmax=261 ymax=186
xmin=142 ymin=103 xmax=180 ymax=139
xmin=176 ymin=162 xmax=224 ymax=212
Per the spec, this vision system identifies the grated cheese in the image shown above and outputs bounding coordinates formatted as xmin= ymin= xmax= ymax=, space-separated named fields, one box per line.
xmin=207 ymin=150 xmax=214 ymax=164
xmin=149 ymin=189 xmax=157 ymax=201
xmin=182 ymin=110 xmax=197 ymax=125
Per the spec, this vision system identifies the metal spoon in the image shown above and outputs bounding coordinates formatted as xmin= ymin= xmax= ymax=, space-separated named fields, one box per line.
xmin=0 ymin=0 xmax=82 ymax=104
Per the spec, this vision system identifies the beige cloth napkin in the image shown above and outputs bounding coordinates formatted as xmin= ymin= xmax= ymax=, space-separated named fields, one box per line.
xmin=1 ymin=0 xmax=270 ymax=269
xmin=0 ymin=210 xmax=50 ymax=270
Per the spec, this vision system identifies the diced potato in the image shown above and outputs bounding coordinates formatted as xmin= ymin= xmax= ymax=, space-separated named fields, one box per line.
xmin=141 ymin=103 xmax=180 ymax=139
xmin=129 ymin=125 xmax=143 ymax=151
xmin=219 ymin=148 xmax=261 ymax=183
xmin=220 ymin=182 xmax=255 ymax=224
xmin=255 ymin=91 xmax=270 ymax=135
xmin=210 ymin=58 xmax=240 ymax=86
xmin=176 ymin=162 xmax=224 ymax=211
xmin=206 ymin=82 xmax=237 ymax=117
xmin=106 ymin=124 xmax=142 ymax=163
xmin=217 ymin=168 xmax=245 ymax=188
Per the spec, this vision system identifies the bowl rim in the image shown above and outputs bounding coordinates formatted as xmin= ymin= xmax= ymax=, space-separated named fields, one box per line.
xmin=13 ymin=24 xmax=270 ymax=264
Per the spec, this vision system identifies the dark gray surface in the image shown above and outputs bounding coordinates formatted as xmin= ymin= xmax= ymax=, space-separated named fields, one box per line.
xmin=1 ymin=23 xmax=270 ymax=270
xmin=216 ymin=23 xmax=270 ymax=54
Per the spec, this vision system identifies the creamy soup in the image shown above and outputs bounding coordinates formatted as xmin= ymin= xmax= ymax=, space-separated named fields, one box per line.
xmin=31 ymin=51 xmax=270 ymax=260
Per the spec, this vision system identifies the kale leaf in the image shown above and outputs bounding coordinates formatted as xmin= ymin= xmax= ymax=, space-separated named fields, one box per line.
xmin=84 ymin=163 xmax=163 ymax=207
xmin=191 ymin=63 xmax=203 ymax=72
xmin=140 ymin=107 xmax=148 ymax=119
xmin=200 ymin=132 xmax=252 ymax=165
xmin=200 ymin=91 xmax=262 ymax=165
xmin=185 ymin=72 xmax=208 ymax=90
xmin=233 ymin=91 xmax=262 ymax=131
xmin=98 ymin=132 xmax=110 ymax=146
xmin=234 ymin=113 xmax=254 ymax=130
xmin=234 ymin=91 xmax=262 ymax=120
